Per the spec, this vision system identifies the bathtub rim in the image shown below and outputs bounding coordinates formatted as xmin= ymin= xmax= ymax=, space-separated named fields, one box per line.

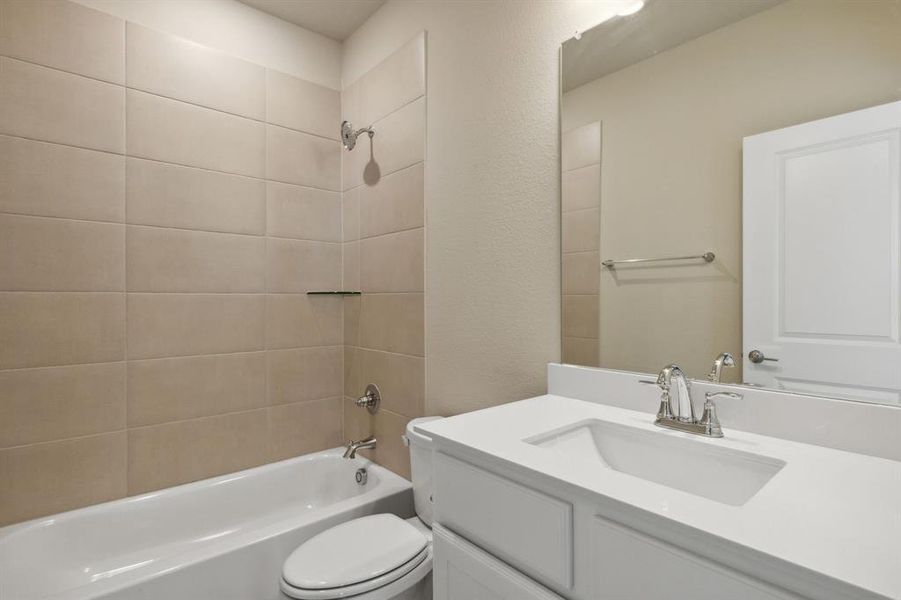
xmin=0 ymin=447 xmax=413 ymax=600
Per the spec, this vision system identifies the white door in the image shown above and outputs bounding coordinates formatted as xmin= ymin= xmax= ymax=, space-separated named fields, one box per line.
xmin=743 ymin=100 xmax=901 ymax=405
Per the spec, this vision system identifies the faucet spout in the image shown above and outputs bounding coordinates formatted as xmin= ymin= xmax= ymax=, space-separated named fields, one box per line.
xmin=707 ymin=352 xmax=735 ymax=383
xmin=343 ymin=436 xmax=376 ymax=459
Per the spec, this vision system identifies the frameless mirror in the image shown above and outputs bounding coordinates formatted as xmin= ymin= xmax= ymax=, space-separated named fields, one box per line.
xmin=560 ymin=0 xmax=901 ymax=405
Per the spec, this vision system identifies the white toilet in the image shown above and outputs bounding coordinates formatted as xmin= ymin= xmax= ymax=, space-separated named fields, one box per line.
xmin=280 ymin=417 xmax=442 ymax=600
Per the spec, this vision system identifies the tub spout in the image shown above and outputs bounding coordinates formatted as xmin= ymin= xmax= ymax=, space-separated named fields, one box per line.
xmin=343 ymin=436 xmax=376 ymax=459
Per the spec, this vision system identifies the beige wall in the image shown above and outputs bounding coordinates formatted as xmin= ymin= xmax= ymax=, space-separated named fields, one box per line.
xmin=73 ymin=0 xmax=341 ymax=89
xmin=561 ymin=0 xmax=901 ymax=380
xmin=341 ymin=34 xmax=426 ymax=478
xmin=342 ymin=0 xmax=623 ymax=417
xmin=0 ymin=0 xmax=344 ymax=525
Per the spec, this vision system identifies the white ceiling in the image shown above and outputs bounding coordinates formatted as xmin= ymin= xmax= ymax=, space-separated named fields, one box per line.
xmin=240 ymin=0 xmax=386 ymax=41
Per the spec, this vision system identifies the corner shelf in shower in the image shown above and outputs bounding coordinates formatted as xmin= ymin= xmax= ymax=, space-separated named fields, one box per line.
xmin=306 ymin=291 xmax=362 ymax=295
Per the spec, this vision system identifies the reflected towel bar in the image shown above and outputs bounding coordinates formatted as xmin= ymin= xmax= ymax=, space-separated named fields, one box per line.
xmin=602 ymin=251 xmax=715 ymax=269
xmin=306 ymin=291 xmax=361 ymax=295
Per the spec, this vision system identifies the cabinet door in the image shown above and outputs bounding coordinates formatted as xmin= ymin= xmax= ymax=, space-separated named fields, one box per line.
xmin=433 ymin=524 xmax=565 ymax=600
xmin=590 ymin=516 xmax=805 ymax=600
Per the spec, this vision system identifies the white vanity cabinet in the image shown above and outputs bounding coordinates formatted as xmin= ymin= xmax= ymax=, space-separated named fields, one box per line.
xmin=433 ymin=452 xmax=809 ymax=600
xmin=432 ymin=525 xmax=564 ymax=600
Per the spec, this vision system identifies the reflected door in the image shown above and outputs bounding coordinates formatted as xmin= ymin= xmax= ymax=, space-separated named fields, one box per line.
xmin=743 ymin=101 xmax=901 ymax=404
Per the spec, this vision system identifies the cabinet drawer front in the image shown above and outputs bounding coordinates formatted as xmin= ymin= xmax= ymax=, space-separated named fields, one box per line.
xmin=434 ymin=454 xmax=573 ymax=589
xmin=590 ymin=516 xmax=805 ymax=600
xmin=433 ymin=524 xmax=565 ymax=600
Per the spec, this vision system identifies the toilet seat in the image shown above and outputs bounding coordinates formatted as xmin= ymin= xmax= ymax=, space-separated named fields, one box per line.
xmin=281 ymin=514 xmax=431 ymax=600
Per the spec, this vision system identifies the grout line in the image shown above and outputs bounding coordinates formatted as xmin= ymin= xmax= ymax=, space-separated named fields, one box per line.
xmin=342 ymin=159 xmax=424 ymax=194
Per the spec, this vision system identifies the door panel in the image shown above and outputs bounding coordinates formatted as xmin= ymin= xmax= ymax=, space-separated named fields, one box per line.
xmin=743 ymin=100 xmax=901 ymax=404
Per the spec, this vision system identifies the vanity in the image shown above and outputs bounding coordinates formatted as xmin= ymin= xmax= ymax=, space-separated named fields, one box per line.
xmin=419 ymin=364 xmax=900 ymax=600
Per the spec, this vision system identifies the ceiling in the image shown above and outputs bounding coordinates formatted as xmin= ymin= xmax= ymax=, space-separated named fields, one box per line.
xmin=562 ymin=0 xmax=784 ymax=92
xmin=240 ymin=0 xmax=386 ymax=42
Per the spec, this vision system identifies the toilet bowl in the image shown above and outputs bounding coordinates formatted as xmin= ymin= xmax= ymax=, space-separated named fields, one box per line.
xmin=281 ymin=417 xmax=442 ymax=600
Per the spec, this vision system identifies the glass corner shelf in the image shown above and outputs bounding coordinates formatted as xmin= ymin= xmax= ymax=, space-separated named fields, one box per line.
xmin=306 ymin=291 xmax=362 ymax=295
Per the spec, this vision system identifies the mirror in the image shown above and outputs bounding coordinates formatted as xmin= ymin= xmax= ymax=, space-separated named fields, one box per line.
xmin=560 ymin=0 xmax=901 ymax=405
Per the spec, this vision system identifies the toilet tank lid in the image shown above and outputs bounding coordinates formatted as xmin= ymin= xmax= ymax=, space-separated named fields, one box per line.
xmin=404 ymin=416 xmax=443 ymax=448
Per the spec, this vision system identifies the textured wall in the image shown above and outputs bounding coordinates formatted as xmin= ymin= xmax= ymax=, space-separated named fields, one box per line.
xmin=0 ymin=0 xmax=344 ymax=525
xmin=342 ymin=0 xmax=623 ymax=417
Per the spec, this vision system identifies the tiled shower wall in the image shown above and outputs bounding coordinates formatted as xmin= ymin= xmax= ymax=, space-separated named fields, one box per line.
xmin=561 ymin=122 xmax=601 ymax=366
xmin=342 ymin=33 xmax=426 ymax=478
xmin=0 ymin=0 xmax=345 ymax=525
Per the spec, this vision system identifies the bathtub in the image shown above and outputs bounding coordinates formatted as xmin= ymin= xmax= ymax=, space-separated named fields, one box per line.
xmin=0 ymin=449 xmax=413 ymax=600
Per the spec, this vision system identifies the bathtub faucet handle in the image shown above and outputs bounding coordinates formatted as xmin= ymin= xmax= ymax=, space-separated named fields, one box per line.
xmin=355 ymin=383 xmax=381 ymax=414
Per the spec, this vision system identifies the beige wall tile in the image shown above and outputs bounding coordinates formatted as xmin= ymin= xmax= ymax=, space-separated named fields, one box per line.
xmin=344 ymin=295 xmax=361 ymax=346
xmin=0 ymin=432 xmax=126 ymax=526
xmin=342 ymin=395 xmax=369 ymax=443
xmin=266 ymin=124 xmax=340 ymax=190
xmin=343 ymin=241 xmax=360 ymax=290
xmin=0 ymin=215 xmax=124 ymax=291
xmin=0 ymin=0 xmax=124 ymax=83
xmin=127 ymin=226 xmax=265 ymax=293
xmin=562 ymin=251 xmax=600 ymax=295
xmin=341 ymin=79 xmax=362 ymax=130
xmin=266 ymin=294 xmax=342 ymax=350
xmin=562 ymin=121 xmax=601 ymax=172
xmin=0 ymin=135 xmax=124 ymax=222
xmin=0 ymin=363 xmax=125 ymax=448
xmin=562 ymin=337 xmax=599 ymax=367
xmin=127 ymin=293 xmax=264 ymax=359
xmin=127 ymin=23 xmax=265 ymax=119
xmin=359 ymin=163 xmax=424 ymax=239
xmin=127 ymin=158 xmax=265 ymax=235
xmin=343 ymin=97 xmax=425 ymax=191
xmin=360 ymin=32 xmax=425 ymax=125
xmin=344 ymin=347 xmax=424 ymax=418
xmin=267 ymin=238 xmax=341 ymax=293
xmin=126 ymin=89 xmax=264 ymax=177
xmin=562 ymin=294 xmax=599 ymax=339
xmin=342 ymin=187 xmax=360 ymax=242
xmin=268 ymin=398 xmax=342 ymax=462
xmin=359 ymin=293 xmax=424 ymax=356
xmin=267 ymin=346 xmax=342 ymax=406
xmin=562 ymin=208 xmax=599 ymax=253
xmin=562 ymin=163 xmax=600 ymax=212
xmin=266 ymin=69 xmax=339 ymax=139
xmin=0 ymin=57 xmax=124 ymax=153
xmin=128 ymin=352 xmax=266 ymax=427
xmin=266 ymin=181 xmax=340 ymax=242
xmin=0 ymin=292 xmax=124 ymax=369
xmin=127 ymin=409 xmax=269 ymax=494
xmin=360 ymin=228 xmax=424 ymax=293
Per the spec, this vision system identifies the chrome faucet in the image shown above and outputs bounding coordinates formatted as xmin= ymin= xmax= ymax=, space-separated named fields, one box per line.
xmin=707 ymin=352 xmax=735 ymax=383
xmin=653 ymin=364 xmax=742 ymax=437
xmin=343 ymin=436 xmax=376 ymax=459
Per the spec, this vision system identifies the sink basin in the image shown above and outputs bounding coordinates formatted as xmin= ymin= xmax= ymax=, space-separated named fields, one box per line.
xmin=526 ymin=419 xmax=785 ymax=506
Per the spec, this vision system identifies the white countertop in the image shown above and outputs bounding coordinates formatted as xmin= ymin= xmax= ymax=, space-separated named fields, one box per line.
xmin=420 ymin=395 xmax=901 ymax=600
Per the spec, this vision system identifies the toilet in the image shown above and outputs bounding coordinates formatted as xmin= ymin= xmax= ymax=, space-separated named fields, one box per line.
xmin=280 ymin=417 xmax=442 ymax=600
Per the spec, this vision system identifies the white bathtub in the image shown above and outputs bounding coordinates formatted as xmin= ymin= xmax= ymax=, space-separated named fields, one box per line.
xmin=0 ymin=449 xmax=413 ymax=600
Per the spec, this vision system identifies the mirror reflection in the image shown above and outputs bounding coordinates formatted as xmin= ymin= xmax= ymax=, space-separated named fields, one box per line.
xmin=560 ymin=0 xmax=901 ymax=404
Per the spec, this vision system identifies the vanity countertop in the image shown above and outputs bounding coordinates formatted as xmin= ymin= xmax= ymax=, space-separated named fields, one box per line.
xmin=420 ymin=395 xmax=901 ymax=600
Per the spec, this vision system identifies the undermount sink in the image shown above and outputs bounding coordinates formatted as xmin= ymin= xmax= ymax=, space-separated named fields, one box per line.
xmin=526 ymin=419 xmax=785 ymax=506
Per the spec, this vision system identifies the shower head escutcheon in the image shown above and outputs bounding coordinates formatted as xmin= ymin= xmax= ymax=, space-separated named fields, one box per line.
xmin=341 ymin=120 xmax=375 ymax=151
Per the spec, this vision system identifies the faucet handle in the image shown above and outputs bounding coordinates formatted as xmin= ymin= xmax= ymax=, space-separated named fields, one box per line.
xmin=699 ymin=392 xmax=742 ymax=438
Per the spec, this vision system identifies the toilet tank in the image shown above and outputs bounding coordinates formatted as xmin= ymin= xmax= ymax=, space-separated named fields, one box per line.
xmin=404 ymin=416 xmax=443 ymax=526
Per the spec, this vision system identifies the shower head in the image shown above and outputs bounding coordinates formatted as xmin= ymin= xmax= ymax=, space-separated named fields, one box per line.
xmin=341 ymin=121 xmax=374 ymax=151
